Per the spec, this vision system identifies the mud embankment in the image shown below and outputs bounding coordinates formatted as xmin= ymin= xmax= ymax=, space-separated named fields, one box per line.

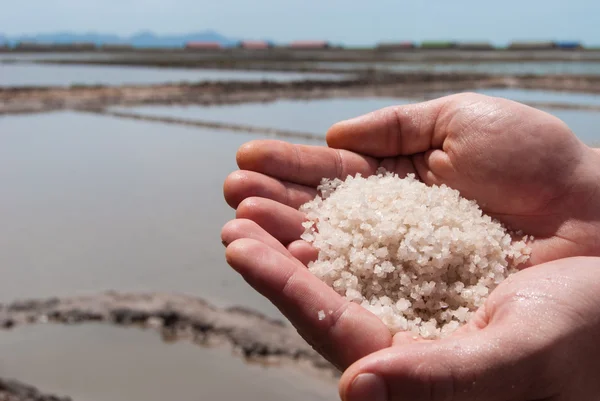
xmin=83 ymin=108 xmax=322 ymax=140
xmin=82 ymin=100 xmax=600 ymax=141
xmin=16 ymin=48 xmax=600 ymax=64
xmin=0 ymin=292 xmax=339 ymax=401
xmin=2 ymin=73 xmax=600 ymax=116
xmin=0 ymin=292 xmax=336 ymax=376
xmin=34 ymin=58 xmax=352 ymax=74
xmin=0 ymin=378 xmax=71 ymax=401
xmin=0 ymin=73 xmax=486 ymax=115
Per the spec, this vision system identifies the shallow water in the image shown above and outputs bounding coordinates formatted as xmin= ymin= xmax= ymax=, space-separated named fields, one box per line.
xmin=0 ymin=112 xmax=322 ymax=317
xmin=314 ymin=61 xmax=600 ymax=75
xmin=118 ymin=97 xmax=417 ymax=136
xmin=0 ymin=324 xmax=337 ymax=401
xmin=0 ymin=63 xmax=345 ymax=87
xmin=117 ymin=96 xmax=600 ymax=145
xmin=0 ymin=93 xmax=598 ymax=401
xmin=539 ymin=109 xmax=600 ymax=145
xmin=0 ymin=52 xmax=115 ymax=62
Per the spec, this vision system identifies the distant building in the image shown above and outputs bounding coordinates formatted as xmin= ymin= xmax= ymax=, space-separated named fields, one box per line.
xmin=507 ymin=41 xmax=557 ymax=50
xmin=457 ymin=42 xmax=495 ymax=50
xmin=60 ymin=42 xmax=97 ymax=51
xmin=554 ymin=41 xmax=583 ymax=50
xmin=287 ymin=40 xmax=331 ymax=49
xmin=14 ymin=42 xmax=96 ymax=51
xmin=419 ymin=41 xmax=457 ymax=49
xmin=376 ymin=42 xmax=415 ymax=50
xmin=238 ymin=40 xmax=272 ymax=49
xmin=185 ymin=41 xmax=222 ymax=50
xmin=14 ymin=42 xmax=54 ymax=51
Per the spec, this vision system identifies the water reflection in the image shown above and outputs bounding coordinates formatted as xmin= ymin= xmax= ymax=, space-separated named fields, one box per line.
xmin=313 ymin=61 xmax=600 ymax=75
xmin=119 ymin=97 xmax=416 ymax=136
xmin=0 ymin=63 xmax=346 ymax=87
xmin=118 ymin=96 xmax=600 ymax=145
xmin=0 ymin=324 xmax=337 ymax=401
xmin=0 ymin=112 xmax=322 ymax=317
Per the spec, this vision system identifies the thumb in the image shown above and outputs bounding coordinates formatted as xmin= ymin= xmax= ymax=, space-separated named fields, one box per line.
xmin=338 ymin=327 xmax=551 ymax=401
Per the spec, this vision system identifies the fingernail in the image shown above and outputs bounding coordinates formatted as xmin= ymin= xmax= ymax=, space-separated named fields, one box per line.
xmin=346 ymin=373 xmax=388 ymax=401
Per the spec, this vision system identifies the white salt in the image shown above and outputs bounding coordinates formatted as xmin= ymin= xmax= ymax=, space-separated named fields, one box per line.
xmin=318 ymin=310 xmax=326 ymax=321
xmin=301 ymin=170 xmax=531 ymax=339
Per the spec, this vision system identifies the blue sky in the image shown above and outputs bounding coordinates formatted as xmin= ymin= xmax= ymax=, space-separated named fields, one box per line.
xmin=2 ymin=0 xmax=598 ymax=46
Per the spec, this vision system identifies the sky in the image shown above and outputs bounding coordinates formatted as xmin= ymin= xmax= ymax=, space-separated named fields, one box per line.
xmin=1 ymin=0 xmax=599 ymax=46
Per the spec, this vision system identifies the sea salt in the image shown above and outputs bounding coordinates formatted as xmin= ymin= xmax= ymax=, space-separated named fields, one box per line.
xmin=301 ymin=171 xmax=531 ymax=339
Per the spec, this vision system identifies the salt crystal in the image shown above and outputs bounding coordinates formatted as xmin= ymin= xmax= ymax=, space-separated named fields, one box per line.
xmin=300 ymin=172 xmax=530 ymax=338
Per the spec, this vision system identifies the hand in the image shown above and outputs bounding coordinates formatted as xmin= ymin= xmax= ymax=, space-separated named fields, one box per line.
xmin=338 ymin=256 xmax=600 ymax=401
xmin=221 ymin=93 xmax=600 ymax=371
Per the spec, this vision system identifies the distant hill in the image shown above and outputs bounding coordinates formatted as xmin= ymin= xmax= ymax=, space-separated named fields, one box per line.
xmin=1 ymin=30 xmax=239 ymax=48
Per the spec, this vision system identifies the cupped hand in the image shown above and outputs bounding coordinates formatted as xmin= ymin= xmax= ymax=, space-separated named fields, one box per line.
xmin=338 ymin=256 xmax=600 ymax=401
xmin=221 ymin=93 xmax=600 ymax=370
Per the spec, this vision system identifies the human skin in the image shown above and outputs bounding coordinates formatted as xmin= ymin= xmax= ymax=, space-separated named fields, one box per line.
xmin=221 ymin=93 xmax=600 ymax=400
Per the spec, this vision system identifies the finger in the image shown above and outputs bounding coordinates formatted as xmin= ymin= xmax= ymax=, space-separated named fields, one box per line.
xmin=287 ymin=240 xmax=318 ymax=266
xmin=412 ymin=152 xmax=445 ymax=186
xmin=236 ymin=197 xmax=305 ymax=245
xmin=340 ymin=327 xmax=549 ymax=401
xmin=379 ymin=156 xmax=420 ymax=179
xmin=223 ymin=170 xmax=317 ymax=209
xmin=327 ymin=96 xmax=454 ymax=158
xmin=236 ymin=140 xmax=379 ymax=187
xmin=226 ymin=238 xmax=392 ymax=369
xmin=221 ymin=218 xmax=292 ymax=257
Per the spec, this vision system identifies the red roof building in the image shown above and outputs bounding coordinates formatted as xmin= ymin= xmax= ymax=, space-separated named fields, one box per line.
xmin=238 ymin=40 xmax=272 ymax=49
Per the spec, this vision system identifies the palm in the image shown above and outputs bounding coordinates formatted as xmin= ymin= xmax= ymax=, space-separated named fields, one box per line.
xmin=222 ymin=93 xmax=600 ymax=370
xmin=338 ymin=257 xmax=600 ymax=401
xmin=393 ymin=94 xmax=599 ymax=264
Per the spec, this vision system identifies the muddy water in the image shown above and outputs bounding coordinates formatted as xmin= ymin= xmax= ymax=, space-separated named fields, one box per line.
xmin=0 ymin=111 xmax=322 ymax=317
xmin=0 ymin=324 xmax=337 ymax=401
xmin=117 ymin=97 xmax=416 ymax=136
xmin=0 ymin=63 xmax=345 ymax=87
